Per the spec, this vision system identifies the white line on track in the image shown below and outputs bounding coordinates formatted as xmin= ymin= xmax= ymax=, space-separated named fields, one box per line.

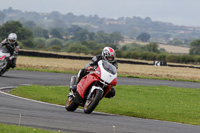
xmin=0 ymin=86 xmax=111 ymax=115
xmin=0 ymin=86 xmax=17 ymax=90
xmin=0 ymin=89 xmax=64 ymax=108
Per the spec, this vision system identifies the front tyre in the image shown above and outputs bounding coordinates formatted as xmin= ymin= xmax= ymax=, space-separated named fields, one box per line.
xmin=84 ymin=89 xmax=103 ymax=114
xmin=0 ymin=71 xmax=3 ymax=76
xmin=65 ymin=95 xmax=78 ymax=111
xmin=0 ymin=69 xmax=5 ymax=76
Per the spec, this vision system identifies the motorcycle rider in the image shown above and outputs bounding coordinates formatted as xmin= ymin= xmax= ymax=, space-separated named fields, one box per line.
xmin=72 ymin=46 xmax=118 ymax=98
xmin=0 ymin=33 xmax=20 ymax=68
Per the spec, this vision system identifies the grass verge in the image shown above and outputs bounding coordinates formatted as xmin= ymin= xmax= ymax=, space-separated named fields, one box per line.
xmin=9 ymin=85 xmax=200 ymax=126
xmin=15 ymin=67 xmax=77 ymax=74
xmin=0 ymin=123 xmax=65 ymax=133
xmin=119 ymin=74 xmax=200 ymax=82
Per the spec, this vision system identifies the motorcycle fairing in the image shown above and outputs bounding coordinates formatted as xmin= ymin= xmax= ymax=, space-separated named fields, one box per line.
xmin=110 ymin=77 xmax=117 ymax=86
xmin=77 ymin=73 xmax=99 ymax=98
xmin=0 ymin=55 xmax=6 ymax=61
xmin=0 ymin=49 xmax=10 ymax=58
xmin=98 ymin=60 xmax=117 ymax=84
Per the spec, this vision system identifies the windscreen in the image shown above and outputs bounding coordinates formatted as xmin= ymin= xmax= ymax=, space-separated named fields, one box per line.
xmin=0 ymin=47 xmax=8 ymax=53
xmin=102 ymin=60 xmax=117 ymax=75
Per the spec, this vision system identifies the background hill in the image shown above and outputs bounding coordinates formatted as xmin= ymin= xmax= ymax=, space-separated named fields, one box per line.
xmin=1 ymin=7 xmax=200 ymax=46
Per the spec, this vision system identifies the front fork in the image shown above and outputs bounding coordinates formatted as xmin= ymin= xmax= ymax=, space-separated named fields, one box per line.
xmin=87 ymin=86 xmax=104 ymax=99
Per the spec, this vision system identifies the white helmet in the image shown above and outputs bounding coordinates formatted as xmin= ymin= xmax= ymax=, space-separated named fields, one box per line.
xmin=8 ymin=33 xmax=17 ymax=44
xmin=102 ymin=47 xmax=116 ymax=63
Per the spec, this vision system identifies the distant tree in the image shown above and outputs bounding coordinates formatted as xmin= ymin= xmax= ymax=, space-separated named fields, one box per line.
xmin=94 ymin=31 xmax=111 ymax=43
xmin=0 ymin=21 xmax=34 ymax=47
xmin=183 ymin=39 xmax=191 ymax=45
xmin=136 ymin=32 xmax=151 ymax=42
xmin=46 ymin=38 xmax=64 ymax=46
xmin=110 ymin=32 xmax=124 ymax=44
xmin=67 ymin=25 xmax=83 ymax=35
xmin=162 ymin=34 xmax=172 ymax=41
xmin=52 ymin=28 xmax=69 ymax=38
xmin=22 ymin=21 xmax=36 ymax=29
xmin=50 ymin=19 xmax=67 ymax=28
xmin=67 ymin=42 xmax=90 ymax=54
xmin=115 ymin=49 xmax=123 ymax=58
xmin=34 ymin=37 xmax=46 ymax=49
xmin=65 ymin=12 xmax=75 ymax=21
xmin=50 ymin=28 xmax=63 ymax=39
xmin=168 ymin=39 xmax=183 ymax=46
xmin=0 ymin=21 xmax=33 ymax=41
xmin=156 ymin=54 xmax=167 ymax=61
xmin=144 ymin=17 xmax=152 ymax=23
xmin=88 ymin=32 xmax=95 ymax=41
xmin=145 ymin=42 xmax=160 ymax=53
xmin=21 ymin=38 xmax=35 ymax=48
xmin=189 ymin=39 xmax=200 ymax=55
xmin=48 ymin=11 xmax=61 ymax=20
xmin=81 ymin=41 xmax=97 ymax=50
xmin=51 ymin=45 xmax=61 ymax=52
xmin=0 ymin=12 xmax=5 ymax=24
xmin=33 ymin=27 xmax=49 ymax=39
xmin=120 ymin=42 xmax=144 ymax=52
xmin=166 ymin=54 xmax=180 ymax=63
xmin=72 ymin=29 xmax=90 ymax=41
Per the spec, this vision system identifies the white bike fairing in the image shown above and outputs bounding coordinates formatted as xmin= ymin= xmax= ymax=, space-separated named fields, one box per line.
xmin=0 ymin=52 xmax=10 ymax=58
xmin=98 ymin=60 xmax=117 ymax=84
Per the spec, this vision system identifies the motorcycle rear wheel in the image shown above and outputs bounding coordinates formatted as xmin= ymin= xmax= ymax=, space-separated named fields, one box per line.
xmin=84 ymin=89 xmax=103 ymax=114
xmin=65 ymin=95 xmax=78 ymax=111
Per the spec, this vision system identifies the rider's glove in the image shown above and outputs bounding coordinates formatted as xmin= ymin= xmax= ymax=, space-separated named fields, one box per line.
xmin=9 ymin=56 xmax=15 ymax=60
xmin=87 ymin=66 xmax=94 ymax=72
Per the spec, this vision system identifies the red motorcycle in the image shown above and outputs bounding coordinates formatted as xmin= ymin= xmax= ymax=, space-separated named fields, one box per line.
xmin=65 ymin=60 xmax=117 ymax=114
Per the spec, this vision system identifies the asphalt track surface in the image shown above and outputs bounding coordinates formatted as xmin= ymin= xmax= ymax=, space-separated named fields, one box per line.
xmin=1 ymin=70 xmax=200 ymax=133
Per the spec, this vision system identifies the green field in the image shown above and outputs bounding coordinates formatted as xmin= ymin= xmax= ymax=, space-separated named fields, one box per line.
xmin=9 ymin=85 xmax=200 ymax=126
xmin=0 ymin=123 xmax=66 ymax=133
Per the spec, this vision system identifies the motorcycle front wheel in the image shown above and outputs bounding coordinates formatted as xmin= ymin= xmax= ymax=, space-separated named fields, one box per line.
xmin=0 ymin=69 xmax=5 ymax=76
xmin=84 ymin=89 xmax=103 ymax=114
xmin=65 ymin=95 xmax=78 ymax=111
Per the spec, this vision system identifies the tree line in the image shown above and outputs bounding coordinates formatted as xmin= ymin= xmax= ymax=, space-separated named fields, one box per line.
xmin=1 ymin=20 xmax=200 ymax=64
xmin=0 ymin=21 xmax=123 ymax=53
xmin=1 ymin=7 xmax=200 ymax=44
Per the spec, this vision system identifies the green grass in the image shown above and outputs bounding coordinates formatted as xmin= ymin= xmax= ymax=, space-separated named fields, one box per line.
xmin=10 ymin=85 xmax=200 ymax=126
xmin=122 ymin=74 xmax=200 ymax=82
xmin=0 ymin=123 xmax=66 ymax=133
xmin=10 ymin=85 xmax=67 ymax=105
xmin=15 ymin=67 xmax=77 ymax=74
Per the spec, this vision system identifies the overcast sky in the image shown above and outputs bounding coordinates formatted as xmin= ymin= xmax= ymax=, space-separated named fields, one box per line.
xmin=1 ymin=0 xmax=200 ymax=26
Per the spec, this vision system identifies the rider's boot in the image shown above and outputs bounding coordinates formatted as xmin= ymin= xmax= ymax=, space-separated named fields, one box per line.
xmin=105 ymin=87 xmax=116 ymax=98
xmin=70 ymin=85 xmax=77 ymax=92
xmin=69 ymin=75 xmax=77 ymax=92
